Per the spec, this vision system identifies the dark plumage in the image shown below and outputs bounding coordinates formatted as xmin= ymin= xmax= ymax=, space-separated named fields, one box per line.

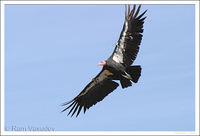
xmin=62 ymin=4 xmax=147 ymax=117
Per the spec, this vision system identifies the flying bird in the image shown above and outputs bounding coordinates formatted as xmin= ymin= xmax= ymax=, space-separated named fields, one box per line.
xmin=62 ymin=4 xmax=147 ymax=117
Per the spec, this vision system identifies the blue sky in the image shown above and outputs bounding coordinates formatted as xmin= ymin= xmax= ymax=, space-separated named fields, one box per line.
xmin=4 ymin=3 xmax=196 ymax=132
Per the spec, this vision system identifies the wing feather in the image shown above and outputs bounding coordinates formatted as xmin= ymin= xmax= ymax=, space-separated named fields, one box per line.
xmin=112 ymin=4 xmax=147 ymax=67
xmin=76 ymin=105 xmax=83 ymax=117
xmin=67 ymin=102 xmax=77 ymax=116
xmin=62 ymin=69 xmax=119 ymax=117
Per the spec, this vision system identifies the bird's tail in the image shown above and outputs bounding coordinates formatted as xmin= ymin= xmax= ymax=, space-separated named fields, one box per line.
xmin=126 ymin=65 xmax=142 ymax=83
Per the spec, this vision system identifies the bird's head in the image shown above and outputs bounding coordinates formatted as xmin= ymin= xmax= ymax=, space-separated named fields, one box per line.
xmin=98 ymin=61 xmax=106 ymax=66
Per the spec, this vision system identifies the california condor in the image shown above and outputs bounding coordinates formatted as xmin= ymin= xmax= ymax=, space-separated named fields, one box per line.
xmin=62 ymin=4 xmax=147 ymax=117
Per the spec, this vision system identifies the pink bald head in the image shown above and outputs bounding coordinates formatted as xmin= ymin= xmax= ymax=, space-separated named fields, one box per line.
xmin=98 ymin=61 xmax=106 ymax=66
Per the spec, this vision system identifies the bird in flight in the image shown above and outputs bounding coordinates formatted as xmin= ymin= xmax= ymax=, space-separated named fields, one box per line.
xmin=62 ymin=4 xmax=147 ymax=117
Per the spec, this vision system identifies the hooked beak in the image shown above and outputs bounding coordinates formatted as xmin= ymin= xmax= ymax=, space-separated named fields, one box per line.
xmin=98 ymin=61 xmax=106 ymax=66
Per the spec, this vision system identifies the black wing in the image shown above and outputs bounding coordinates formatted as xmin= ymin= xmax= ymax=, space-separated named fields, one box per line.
xmin=111 ymin=5 xmax=147 ymax=67
xmin=62 ymin=69 xmax=119 ymax=117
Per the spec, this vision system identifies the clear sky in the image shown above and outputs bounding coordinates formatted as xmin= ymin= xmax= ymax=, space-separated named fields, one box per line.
xmin=4 ymin=3 xmax=196 ymax=132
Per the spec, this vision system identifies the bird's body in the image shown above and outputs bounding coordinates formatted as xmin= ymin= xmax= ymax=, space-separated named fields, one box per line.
xmin=62 ymin=4 xmax=147 ymax=117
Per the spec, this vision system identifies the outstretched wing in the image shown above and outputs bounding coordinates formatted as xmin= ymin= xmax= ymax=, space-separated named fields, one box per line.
xmin=112 ymin=5 xmax=147 ymax=67
xmin=62 ymin=69 xmax=119 ymax=117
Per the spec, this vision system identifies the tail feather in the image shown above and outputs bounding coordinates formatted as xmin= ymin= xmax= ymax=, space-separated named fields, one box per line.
xmin=120 ymin=76 xmax=132 ymax=89
xmin=126 ymin=65 xmax=142 ymax=83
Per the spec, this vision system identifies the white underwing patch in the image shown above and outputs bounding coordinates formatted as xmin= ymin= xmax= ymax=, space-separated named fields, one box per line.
xmin=113 ymin=21 xmax=128 ymax=64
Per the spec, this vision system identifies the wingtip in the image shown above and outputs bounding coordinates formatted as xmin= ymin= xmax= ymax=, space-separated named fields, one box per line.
xmin=125 ymin=4 xmax=144 ymax=20
xmin=144 ymin=9 xmax=148 ymax=14
xmin=61 ymin=99 xmax=73 ymax=106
